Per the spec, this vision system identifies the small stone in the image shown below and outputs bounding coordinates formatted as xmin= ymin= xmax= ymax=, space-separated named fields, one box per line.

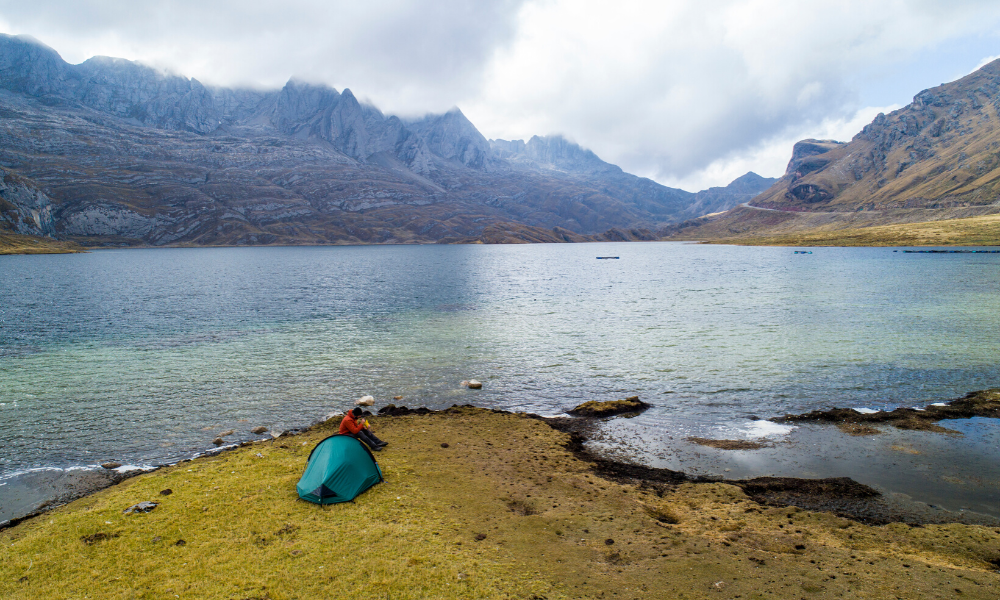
xmin=152 ymin=536 xmax=162 ymax=542
xmin=605 ymin=538 xmax=615 ymax=545
xmin=101 ymin=462 xmax=122 ymax=469
xmin=467 ymin=380 xmax=482 ymax=389
xmin=212 ymin=437 xmax=224 ymax=446
xmin=218 ymin=429 xmax=234 ymax=437
xmin=441 ymin=443 xmax=449 ymax=448
xmin=174 ymin=539 xmax=186 ymax=547
xmin=124 ymin=501 xmax=158 ymax=514
xmin=159 ymin=489 xmax=173 ymax=496
xmin=474 ymin=533 xmax=487 ymax=541
xmin=251 ymin=426 xmax=268 ymax=434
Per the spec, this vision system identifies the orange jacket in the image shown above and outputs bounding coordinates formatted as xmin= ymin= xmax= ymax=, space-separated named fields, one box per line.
xmin=339 ymin=412 xmax=362 ymax=435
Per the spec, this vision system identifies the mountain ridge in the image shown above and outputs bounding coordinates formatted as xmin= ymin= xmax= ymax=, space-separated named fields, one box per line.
xmin=0 ymin=33 xmax=776 ymax=248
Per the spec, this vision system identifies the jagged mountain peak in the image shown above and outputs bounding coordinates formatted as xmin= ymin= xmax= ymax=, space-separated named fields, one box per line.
xmin=405 ymin=106 xmax=490 ymax=168
xmin=523 ymin=134 xmax=619 ymax=175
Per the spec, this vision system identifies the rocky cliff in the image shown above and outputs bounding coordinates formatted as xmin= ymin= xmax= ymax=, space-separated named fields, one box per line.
xmin=0 ymin=168 xmax=55 ymax=237
xmin=0 ymin=33 xmax=773 ymax=247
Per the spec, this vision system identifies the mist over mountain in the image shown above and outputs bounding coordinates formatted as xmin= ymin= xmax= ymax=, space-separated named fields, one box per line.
xmin=0 ymin=34 xmax=774 ymax=247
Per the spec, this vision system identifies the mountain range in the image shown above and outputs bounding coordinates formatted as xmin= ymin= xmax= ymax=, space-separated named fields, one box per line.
xmin=0 ymin=34 xmax=775 ymax=248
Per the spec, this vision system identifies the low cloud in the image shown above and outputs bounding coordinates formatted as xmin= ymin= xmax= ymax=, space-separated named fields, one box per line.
xmin=2 ymin=0 xmax=999 ymax=190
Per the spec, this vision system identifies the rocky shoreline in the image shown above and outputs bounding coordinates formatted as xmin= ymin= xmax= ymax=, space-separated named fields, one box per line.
xmin=772 ymin=388 xmax=1000 ymax=435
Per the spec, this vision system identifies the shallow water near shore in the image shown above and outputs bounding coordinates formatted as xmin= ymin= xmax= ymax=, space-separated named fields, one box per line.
xmin=2 ymin=242 xmax=999 ymax=522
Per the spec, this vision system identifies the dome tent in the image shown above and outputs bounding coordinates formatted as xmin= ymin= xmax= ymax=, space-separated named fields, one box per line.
xmin=297 ymin=434 xmax=383 ymax=504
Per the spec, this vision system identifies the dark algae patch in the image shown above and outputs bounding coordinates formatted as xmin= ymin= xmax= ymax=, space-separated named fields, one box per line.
xmin=772 ymin=388 xmax=1000 ymax=434
xmin=566 ymin=395 xmax=651 ymax=417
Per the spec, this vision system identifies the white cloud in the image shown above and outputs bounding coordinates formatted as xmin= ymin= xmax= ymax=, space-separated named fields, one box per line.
xmin=464 ymin=0 xmax=1000 ymax=188
xmin=657 ymin=104 xmax=901 ymax=191
xmin=973 ymin=54 xmax=1000 ymax=73
xmin=0 ymin=0 xmax=527 ymax=112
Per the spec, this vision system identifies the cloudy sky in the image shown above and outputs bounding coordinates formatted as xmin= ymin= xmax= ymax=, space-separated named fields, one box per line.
xmin=3 ymin=0 xmax=1000 ymax=191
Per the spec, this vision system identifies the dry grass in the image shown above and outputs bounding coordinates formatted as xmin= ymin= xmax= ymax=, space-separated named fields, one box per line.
xmin=0 ymin=233 xmax=84 ymax=255
xmin=2 ymin=407 xmax=999 ymax=599
xmin=731 ymin=213 xmax=1000 ymax=247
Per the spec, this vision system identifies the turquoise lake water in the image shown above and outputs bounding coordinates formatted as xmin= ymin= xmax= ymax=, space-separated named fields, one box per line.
xmin=1 ymin=243 xmax=998 ymax=521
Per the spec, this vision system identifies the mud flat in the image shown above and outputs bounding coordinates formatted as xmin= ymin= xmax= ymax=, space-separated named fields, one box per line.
xmin=3 ymin=405 xmax=998 ymax=599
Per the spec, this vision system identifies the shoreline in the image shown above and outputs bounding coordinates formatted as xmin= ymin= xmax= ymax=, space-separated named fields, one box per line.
xmin=4 ymin=401 xmax=998 ymax=532
xmin=3 ymin=405 xmax=999 ymax=599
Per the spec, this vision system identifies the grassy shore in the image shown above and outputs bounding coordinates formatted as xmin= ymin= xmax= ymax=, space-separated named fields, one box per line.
xmin=0 ymin=233 xmax=84 ymax=255
xmin=2 ymin=407 xmax=999 ymax=599
xmin=666 ymin=209 xmax=1000 ymax=247
xmin=730 ymin=213 xmax=1000 ymax=247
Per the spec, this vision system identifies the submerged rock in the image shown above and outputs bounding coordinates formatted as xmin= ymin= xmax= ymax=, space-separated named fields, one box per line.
xmin=100 ymin=462 xmax=122 ymax=469
xmin=251 ymin=426 xmax=268 ymax=434
xmin=687 ymin=437 xmax=767 ymax=450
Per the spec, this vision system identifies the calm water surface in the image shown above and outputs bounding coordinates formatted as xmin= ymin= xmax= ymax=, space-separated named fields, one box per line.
xmin=1 ymin=243 xmax=998 ymax=520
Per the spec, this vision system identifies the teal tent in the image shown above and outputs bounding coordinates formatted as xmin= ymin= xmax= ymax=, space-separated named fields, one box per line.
xmin=297 ymin=434 xmax=383 ymax=504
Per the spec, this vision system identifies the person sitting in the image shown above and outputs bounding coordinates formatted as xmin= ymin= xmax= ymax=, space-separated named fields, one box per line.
xmin=339 ymin=407 xmax=388 ymax=451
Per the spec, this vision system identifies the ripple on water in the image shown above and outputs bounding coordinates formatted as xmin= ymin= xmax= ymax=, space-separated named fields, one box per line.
xmin=0 ymin=244 xmax=999 ymax=520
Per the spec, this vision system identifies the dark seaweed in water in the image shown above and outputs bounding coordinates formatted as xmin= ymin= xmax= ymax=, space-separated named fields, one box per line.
xmin=772 ymin=388 xmax=1000 ymax=433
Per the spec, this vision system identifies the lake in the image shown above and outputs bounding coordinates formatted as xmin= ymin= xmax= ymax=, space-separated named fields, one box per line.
xmin=2 ymin=242 xmax=999 ymax=522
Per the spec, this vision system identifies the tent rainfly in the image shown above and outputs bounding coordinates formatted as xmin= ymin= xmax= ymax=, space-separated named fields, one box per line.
xmin=297 ymin=434 xmax=383 ymax=504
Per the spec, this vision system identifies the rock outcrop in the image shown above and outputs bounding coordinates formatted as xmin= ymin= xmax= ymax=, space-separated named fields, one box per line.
xmin=0 ymin=169 xmax=56 ymax=237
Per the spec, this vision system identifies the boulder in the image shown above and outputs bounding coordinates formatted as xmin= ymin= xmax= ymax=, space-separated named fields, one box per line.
xmin=212 ymin=437 xmax=224 ymax=446
xmin=218 ymin=429 xmax=234 ymax=437
xmin=355 ymin=395 xmax=375 ymax=406
xmin=465 ymin=380 xmax=483 ymax=389
xmin=251 ymin=426 xmax=268 ymax=434
xmin=100 ymin=461 xmax=122 ymax=469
